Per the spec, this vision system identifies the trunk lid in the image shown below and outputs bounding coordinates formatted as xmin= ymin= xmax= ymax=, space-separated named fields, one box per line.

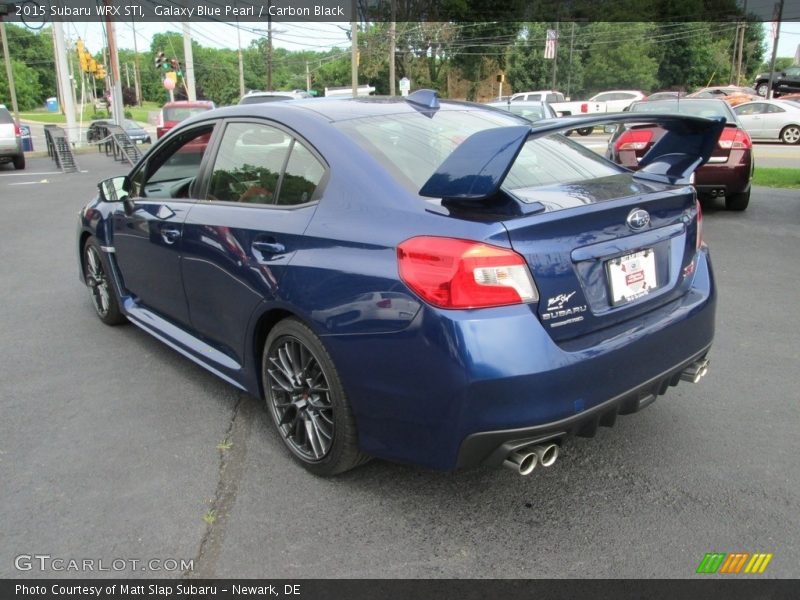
xmin=503 ymin=175 xmax=700 ymax=342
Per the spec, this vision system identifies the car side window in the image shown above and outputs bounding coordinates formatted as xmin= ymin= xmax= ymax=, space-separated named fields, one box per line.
xmin=130 ymin=124 xmax=215 ymax=198
xmin=277 ymin=141 xmax=325 ymax=206
xmin=545 ymin=94 xmax=560 ymax=103
xmin=735 ymin=103 xmax=764 ymax=116
xmin=206 ymin=122 xmax=291 ymax=204
xmin=766 ymin=104 xmax=785 ymax=113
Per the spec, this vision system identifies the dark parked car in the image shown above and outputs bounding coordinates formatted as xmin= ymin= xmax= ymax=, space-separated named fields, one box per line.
xmin=607 ymin=98 xmax=753 ymax=211
xmin=754 ymin=65 xmax=800 ymax=97
xmin=77 ymin=92 xmax=717 ymax=476
xmin=643 ymin=91 xmax=687 ymax=102
xmin=87 ymin=119 xmax=151 ymax=144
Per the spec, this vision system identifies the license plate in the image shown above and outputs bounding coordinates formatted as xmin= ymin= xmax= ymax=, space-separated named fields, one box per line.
xmin=606 ymin=249 xmax=658 ymax=305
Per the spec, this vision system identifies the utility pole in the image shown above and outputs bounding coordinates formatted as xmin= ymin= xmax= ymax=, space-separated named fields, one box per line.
xmin=125 ymin=63 xmax=130 ymax=88
xmin=729 ymin=21 xmax=739 ymax=83
xmin=131 ymin=18 xmax=142 ymax=105
xmin=305 ymin=61 xmax=311 ymax=92
xmin=53 ymin=22 xmax=78 ymax=140
xmin=235 ymin=7 xmax=245 ymax=97
xmin=351 ymin=3 xmax=358 ymax=97
xmin=389 ymin=0 xmax=396 ymax=95
xmin=736 ymin=0 xmax=748 ymax=86
xmin=182 ymin=23 xmax=196 ymax=101
xmin=551 ymin=21 xmax=559 ymax=91
xmin=104 ymin=3 xmax=125 ymax=127
xmin=566 ymin=22 xmax=576 ymax=99
xmin=766 ymin=0 xmax=784 ymax=100
xmin=0 ymin=19 xmax=20 ymax=126
xmin=267 ymin=0 xmax=273 ymax=90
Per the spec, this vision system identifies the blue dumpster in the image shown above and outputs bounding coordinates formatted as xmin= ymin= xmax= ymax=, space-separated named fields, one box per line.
xmin=19 ymin=125 xmax=33 ymax=152
xmin=46 ymin=97 xmax=59 ymax=112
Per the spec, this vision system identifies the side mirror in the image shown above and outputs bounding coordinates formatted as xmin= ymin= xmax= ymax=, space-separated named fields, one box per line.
xmin=98 ymin=176 xmax=129 ymax=203
xmin=98 ymin=176 xmax=135 ymax=215
xmin=604 ymin=124 xmax=619 ymax=134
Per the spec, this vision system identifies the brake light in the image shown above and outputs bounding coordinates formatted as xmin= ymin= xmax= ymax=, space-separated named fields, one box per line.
xmin=696 ymin=199 xmax=704 ymax=250
xmin=615 ymin=129 xmax=653 ymax=151
xmin=397 ymin=237 xmax=538 ymax=309
xmin=14 ymin=123 xmax=20 ymax=137
xmin=376 ymin=298 xmax=392 ymax=309
xmin=581 ymin=103 xmax=588 ymax=113
xmin=718 ymin=127 xmax=751 ymax=150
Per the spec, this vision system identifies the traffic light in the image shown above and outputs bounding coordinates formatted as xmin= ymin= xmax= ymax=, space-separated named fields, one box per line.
xmin=77 ymin=40 xmax=88 ymax=72
xmin=155 ymin=51 xmax=166 ymax=70
xmin=95 ymin=65 xmax=106 ymax=80
xmin=169 ymin=58 xmax=179 ymax=70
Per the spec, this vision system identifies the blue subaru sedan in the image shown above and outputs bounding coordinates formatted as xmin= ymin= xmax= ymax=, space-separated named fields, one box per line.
xmin=77 ymin=91 xmax=718 ymax=476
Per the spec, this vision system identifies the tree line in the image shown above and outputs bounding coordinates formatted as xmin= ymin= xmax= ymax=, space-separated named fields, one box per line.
xmin=0 ymin=19 xmax=775 ymax=112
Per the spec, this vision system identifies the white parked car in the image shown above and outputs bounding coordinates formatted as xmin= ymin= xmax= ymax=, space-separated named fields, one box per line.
xmin=733 ymin=99 xmax=800 ymax=144
xmin=587 ymin=90 xmax=646 ymax=112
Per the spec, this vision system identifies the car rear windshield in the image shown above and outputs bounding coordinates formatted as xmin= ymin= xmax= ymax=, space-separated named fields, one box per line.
xmin=335 ymin=110 xmax=620 ymax=195
xmin=631 ymin=99 xmax=736 ymax=122
xmin=163 ymin=107 xmax=210 ymax=121
xmin=0 ymin=109 xmax=13 ymax=124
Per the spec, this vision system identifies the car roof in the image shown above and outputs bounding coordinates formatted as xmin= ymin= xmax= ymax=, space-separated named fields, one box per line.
xmin=202 ymin=96 xmax=484 ymax=124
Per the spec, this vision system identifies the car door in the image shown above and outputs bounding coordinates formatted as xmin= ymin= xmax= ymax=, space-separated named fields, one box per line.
xmin=734 ymin=102 xmax=768 ymax=138
xmin=760 ymin=103 xmax=789 ymax=139
xmin=180 ymin=119 xmax=327 ymax=364
xmin=112 ymin=122 xmax=218 ymax=326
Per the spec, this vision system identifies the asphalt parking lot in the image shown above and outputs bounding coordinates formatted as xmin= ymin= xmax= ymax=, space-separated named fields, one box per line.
xmin=1 ymin=154 xmax=798 ymax=579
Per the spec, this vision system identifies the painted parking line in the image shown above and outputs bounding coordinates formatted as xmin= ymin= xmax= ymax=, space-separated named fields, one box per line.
xmin=0 ymin=170 xmax=64 ymax=177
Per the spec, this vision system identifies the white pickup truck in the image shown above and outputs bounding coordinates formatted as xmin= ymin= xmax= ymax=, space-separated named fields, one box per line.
xmin=509 ymin=90 xmax=645 ymax=135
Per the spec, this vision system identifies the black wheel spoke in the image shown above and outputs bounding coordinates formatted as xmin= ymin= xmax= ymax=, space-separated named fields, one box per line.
xmin=266 ymin=334 xmax=335 ymax=462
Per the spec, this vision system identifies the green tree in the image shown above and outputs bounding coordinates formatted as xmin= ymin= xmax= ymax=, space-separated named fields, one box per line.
xmin=0 ymin=59 xmax=43 ymax=110
xmin=580 ymin=23 xmax=659 ymax=95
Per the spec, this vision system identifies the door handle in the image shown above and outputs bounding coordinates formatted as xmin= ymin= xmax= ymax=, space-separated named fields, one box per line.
xmin=252 ymin=240 xmax=286 ymax=256
xmin=161 ymin=225 xmax=181 ymax=245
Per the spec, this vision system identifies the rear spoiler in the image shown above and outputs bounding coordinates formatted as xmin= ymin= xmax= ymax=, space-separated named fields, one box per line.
xmin=418 ymin=114 xmax=726 ymax=202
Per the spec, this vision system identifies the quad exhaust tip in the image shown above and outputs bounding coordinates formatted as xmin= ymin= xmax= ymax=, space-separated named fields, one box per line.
xmin=503 ymin=443 xmax=560 ymax=476
xmin=680 ymin=358 xmax=710 ymax=384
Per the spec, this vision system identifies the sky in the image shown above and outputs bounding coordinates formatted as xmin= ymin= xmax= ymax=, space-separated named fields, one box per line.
xmin=65 ymin=19 xmax=800 ymax=63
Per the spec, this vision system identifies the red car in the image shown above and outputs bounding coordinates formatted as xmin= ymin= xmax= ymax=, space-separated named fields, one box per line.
xmin=156 ymin=100 xmax=216 ymax=139
xmin=606 ymin=98 xmax=753 ymax=211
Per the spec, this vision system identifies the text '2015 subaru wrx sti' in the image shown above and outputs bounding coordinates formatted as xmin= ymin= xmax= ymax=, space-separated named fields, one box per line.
xmin=77 ymin=91 xmax=719 ymax=476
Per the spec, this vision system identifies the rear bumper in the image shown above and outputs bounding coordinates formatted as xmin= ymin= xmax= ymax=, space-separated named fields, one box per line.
xmin=324 ymin=249 xmax=716 ymax=471
xmin=456 ymin=346 xmax=710 ymax=468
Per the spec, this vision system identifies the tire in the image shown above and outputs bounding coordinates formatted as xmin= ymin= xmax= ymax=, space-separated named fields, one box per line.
xmin=577 ymin=127 xmax=593 ymax=136
xmin=780 ymin=125 xmax=800 ymax=145
xmin=13 ymin=153 xmax=25 ymax=170
xmin=725 ymin=189 xmax=750 ymax=211
xmin=82 ymin=236 xmax=127 ymax=325
xmin=262 ymin=318 xmax=369 ymax=476
xmin=564 ymin=130 xmax=574 ymax=137
xmin=756 ymin=83 xmax=769 ymax=97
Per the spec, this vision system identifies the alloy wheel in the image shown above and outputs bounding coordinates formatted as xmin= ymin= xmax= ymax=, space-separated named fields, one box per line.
xmin=266 ymin=336 xmax=334 ymax=462
xmin=85 ymin=245 xmax=111 ymax=318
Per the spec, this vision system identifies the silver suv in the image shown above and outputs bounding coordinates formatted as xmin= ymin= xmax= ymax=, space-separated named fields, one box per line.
xmin=0 ymin=105 xmax=24 ymax=170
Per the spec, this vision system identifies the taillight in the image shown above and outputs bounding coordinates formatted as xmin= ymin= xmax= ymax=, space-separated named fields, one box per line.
xmin=718 ymin=127 xmax=751 ymax=150
xmin=13 ymin=123 xmax=20 ymax=137
xmin=615 ymin=129 xmax=653 ymax=151
xmin=695 ymin=199 xmax=704 ymax=250
xmin=376 ymin=298 xmax=391 ymax=309
xmin=397 ymin=237 xmax=538 ymax=309
xmin=581 ymin=103 xmax=588 ymax=113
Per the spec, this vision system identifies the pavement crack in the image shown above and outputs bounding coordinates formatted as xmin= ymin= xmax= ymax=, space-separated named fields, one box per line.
xmin=185 ymin=392 xmax=255 ymax=578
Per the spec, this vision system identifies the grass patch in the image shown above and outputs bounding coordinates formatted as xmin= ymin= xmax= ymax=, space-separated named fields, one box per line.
xmin=753 ymin=167 xmax=800 ymax=189
xmin=20 ymin=101 xmax=161 ymax=126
